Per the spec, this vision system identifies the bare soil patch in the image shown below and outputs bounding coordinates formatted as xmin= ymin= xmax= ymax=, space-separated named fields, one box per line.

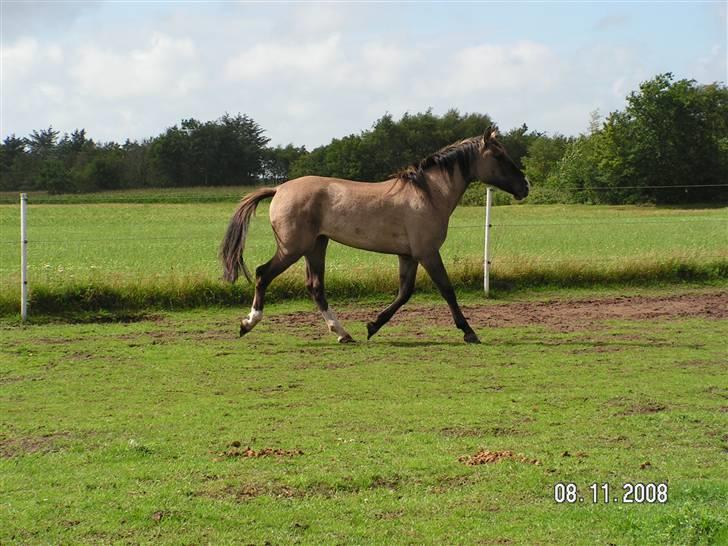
xmin=612 ymin=399 xmax=668 ymax=415
xmin=269 ymin=291 xmax=727 ymax=333
xmin=440 ymin=426 xmax=521 ymax=438
xmin=215 ymin=442 xmax=304 ymax=460
xmin=459 ymin=449 xmax=540 ymax=466
xmin=0 ymin=432 xmax=72 ymax=458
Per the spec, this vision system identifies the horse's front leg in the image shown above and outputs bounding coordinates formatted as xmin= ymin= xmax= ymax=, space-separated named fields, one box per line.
xmin=366 ymin=255 xmax=418 ymax=339
xmin=419 ymin=251 xmax=480 ymax=344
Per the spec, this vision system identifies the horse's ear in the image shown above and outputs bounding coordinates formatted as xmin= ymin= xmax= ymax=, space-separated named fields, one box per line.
xmin=483 ymin=126 xmax=492 ymax=145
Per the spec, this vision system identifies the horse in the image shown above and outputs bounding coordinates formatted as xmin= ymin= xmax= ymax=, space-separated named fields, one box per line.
xmin=220 ymin=127 xmax=529 ymax=344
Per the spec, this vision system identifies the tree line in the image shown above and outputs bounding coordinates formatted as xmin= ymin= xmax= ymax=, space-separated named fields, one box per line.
xmin=1 ymin=74 xmax=726 ymax=204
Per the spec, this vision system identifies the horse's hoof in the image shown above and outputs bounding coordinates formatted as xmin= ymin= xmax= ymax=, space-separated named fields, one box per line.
xmin=464 ymin=332 xmax=481 ymax=344
xmin=338 ymin=334 xmax=356 ymax=344
xmin=366 ymin=321 xmax=378 ymax=340
xmin=239 ymin=324 xmax=249 ymax=337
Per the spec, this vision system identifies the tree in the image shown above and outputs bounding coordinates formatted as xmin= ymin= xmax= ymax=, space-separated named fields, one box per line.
xmin=262 ymin=144 xmax=307 ymax=184
xmin=521 ymin=134 xmax=572 ymax=201
xmin=0 ymin=135 xmax=28 ymax=190
xmin=499 ymin=124 xmax=541 ymax=168
xmin=27 ymin=127 xmax=60 ymax=157
xmin=290 ymin=109 xmax=495 ymax=182
xmin=39 ymin=159 xmax=72 ymax=194
xmin=150 ymin=113 xmax=270 ymax=186
xmin=598 ymin=73 xmax=728 ymax=203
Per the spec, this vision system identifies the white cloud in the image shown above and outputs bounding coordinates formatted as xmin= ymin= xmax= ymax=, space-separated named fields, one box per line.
xmin=445 ymin=41 xmax=562 ymax=95
xmin=36 ymin=83 xmax=65 ymax=103
xmin=360 ymin=43 xmax=419 ymax=91
xmin=225 ymin=34 xmax=345 ymax=81
xmin=2 ymin=38 xmax=39 ymax=80
xmin=71 ymin=33 xmax=202 ymax=99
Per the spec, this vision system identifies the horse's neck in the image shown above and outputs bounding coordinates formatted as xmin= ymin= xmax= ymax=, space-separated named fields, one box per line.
xmin=425 ymin=164 xmax=471 ymax=215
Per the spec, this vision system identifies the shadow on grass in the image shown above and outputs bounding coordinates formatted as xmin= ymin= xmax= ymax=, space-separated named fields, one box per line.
xmin=6 ymin=310 xmax=163 ymax=326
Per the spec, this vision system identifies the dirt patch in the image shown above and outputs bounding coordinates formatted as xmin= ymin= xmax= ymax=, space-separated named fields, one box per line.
xmin=266 ymin=291 xmax=727 ymax=334
xmin=440 ymin=426 xmax=521 ymax=438
xmin=375 ymin=509 xmax=405 ymax=520
xmin=619 ymin=401 xmax=667 ymax=415
xmin=0 ymin=374 xmax=32 ymax=385
xmin=0 ymin=432 xmax=72 ymax=458
xmin=202 ymin=482 xmax=302 ymax=502
xmin=203 ymin=474 xmax=401 ymax=502
xmin=677 ymin=359 xmax=725 ymax=369
xmin=215 ymin=443 xmax=304 ymax=460
xmin=430 ymin=473 xmax=481 ymax=493
xmin=459 ymin=449 xmax=540 ymax=466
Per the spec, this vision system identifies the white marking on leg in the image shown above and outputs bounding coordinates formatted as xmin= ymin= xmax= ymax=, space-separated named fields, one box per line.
xmin=242 ymin=306 xmax=263 ymax=330
xmin=321 ymin=309 xmax=351 ymax=342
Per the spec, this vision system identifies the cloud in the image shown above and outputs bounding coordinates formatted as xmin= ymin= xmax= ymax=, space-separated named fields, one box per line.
xmin=444 ymin=41 xmax=562 ymax=95
xmin=225 ymin=34 xmax=345 ymax=82
xmin=1 ymin=37 xmax=39 ymax=79
xmin=71 ymin=33 xmax=203 ymax=99
xmin=360 ymin=43 xmax=420 ymax=91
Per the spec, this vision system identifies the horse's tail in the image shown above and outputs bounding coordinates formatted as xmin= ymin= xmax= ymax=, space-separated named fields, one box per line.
xmin=220 ymin=187 xmax=277 ymax=283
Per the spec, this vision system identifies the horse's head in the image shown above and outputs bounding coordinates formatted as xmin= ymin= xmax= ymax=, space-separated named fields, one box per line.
xmin=473 ymin=126 xmax=530 ymax=201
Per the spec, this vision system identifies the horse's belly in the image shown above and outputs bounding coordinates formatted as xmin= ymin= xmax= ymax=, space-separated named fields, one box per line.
xmin=322 ymin=217 xmax=410 ymax=255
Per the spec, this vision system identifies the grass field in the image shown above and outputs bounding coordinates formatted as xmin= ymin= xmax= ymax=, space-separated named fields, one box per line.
xmin=1 ymin=287 xmax=727 ymax=544
xmin=0 ymin=187 xmax=726 ymax=315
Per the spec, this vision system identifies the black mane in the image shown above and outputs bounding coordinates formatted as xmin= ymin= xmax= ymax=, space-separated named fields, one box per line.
xmin=395 ymin=136 xmax=481 ymax=192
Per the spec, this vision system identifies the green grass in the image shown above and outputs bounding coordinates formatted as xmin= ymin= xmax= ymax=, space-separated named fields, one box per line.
xmin=0 ymin=187 xmax=726 ymax=314
xmin=1 ymin=289 xmax=726 ymax=544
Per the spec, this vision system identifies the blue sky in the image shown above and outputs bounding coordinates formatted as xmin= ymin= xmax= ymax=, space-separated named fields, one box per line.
xmin=1 ymin=1 xmax=725 ymax=148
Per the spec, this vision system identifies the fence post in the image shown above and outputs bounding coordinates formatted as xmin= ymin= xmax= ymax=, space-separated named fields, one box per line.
xmin=484 ymin=186 xmax=492 ymax=297
xmin=20 ymin=193 xmax=28 ymax=321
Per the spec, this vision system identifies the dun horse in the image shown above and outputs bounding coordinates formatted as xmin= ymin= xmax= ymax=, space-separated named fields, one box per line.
xmin=220 ymin=127 xmax=529 ymax=344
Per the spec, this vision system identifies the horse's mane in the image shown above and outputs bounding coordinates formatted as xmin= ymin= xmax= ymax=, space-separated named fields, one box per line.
xmin=394 ymin=136 xmax=482 ymax=192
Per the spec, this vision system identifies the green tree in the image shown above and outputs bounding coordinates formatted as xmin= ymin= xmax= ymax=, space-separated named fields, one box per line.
xmin=290 ymin=109 xmax=494 ymax=181
xmin=521 ymin=134 xmax=572 ymax=202
xmin=27 ymin=127 xmax=60 ymax=157
xmin=39 ymin=158 xmax=72 ymax=194
xmin=499 ymin=124 xmax=541 ymax=168
xmin=0 ymin=135 xmax=28 ymax=190
xmin=262 ymin=144 xmax=308 ymax=184
xmin=151 ymin=113 xmax=269 ymax=186
xmin=599 ymin=73 xmax=728 ymax=203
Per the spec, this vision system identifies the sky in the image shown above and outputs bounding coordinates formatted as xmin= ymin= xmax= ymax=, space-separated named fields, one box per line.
xmin=1 ymin=1 xmax=726 ymax=149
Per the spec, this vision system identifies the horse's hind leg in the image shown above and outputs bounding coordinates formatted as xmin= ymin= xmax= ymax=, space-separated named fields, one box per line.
xmin=366 ymin=255 xmax=418 ymax=340
xmin=305 ymin=236 xmax=354 ymax=343
xmin=419 ymin=251 xmax=480 ymax=344
xmin=240 ymin=250 xmax=301 ymax=336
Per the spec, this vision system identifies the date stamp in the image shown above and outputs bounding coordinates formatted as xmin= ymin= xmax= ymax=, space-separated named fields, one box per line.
xmin=554 ymin=482 xmax=668 ymax=504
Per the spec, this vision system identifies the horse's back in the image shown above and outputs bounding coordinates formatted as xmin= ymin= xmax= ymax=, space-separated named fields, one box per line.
xmin=269 ymin=176 xmax=414 ymax=255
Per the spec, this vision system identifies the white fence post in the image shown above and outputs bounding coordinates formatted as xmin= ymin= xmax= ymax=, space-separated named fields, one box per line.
xmin=20 ymin=193 xmax=28 ymax=321
xmin=484 ymin=186 xmax=493 ymax=297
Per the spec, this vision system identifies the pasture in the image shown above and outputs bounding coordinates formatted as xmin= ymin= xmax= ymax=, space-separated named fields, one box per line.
xmin=0 ymin=187 xmax=726 ymax=315
xmin=1 ymin=288 xmax=727 ymax=544
xmin=1 ymin=188 xmax=726 ymax=543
